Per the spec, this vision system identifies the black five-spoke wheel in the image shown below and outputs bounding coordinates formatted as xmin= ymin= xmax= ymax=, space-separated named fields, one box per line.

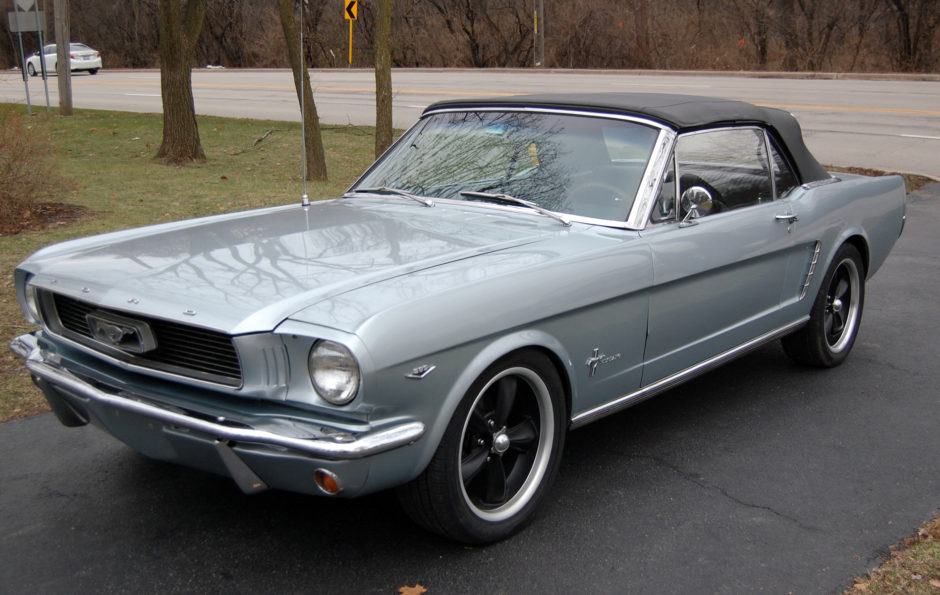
xmin=783 ymin=243 xmax=865 ymax=367
xmin=459 ymin=366 xmax=552 ymax=522
xmin=399 ymin=350 xmax=566 ymax=543
xmin=824 ymin=255 xmax=861 ymax=353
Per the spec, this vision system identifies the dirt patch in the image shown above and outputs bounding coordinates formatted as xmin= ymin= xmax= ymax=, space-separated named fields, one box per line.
xmin=0 ymin=202 xmax=89 ymax=236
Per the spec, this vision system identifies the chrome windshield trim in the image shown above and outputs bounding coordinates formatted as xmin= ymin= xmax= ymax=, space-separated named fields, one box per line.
xmin=422 ymin=105 xmax=673 ymax=131
xmin=358 ymin=105 xmax=673 ymax=231
xmin=11 ymin=334 xmax=425 ymax=460
xmin=570 ymin=317 xmax=809 ymax=429
xmin=626 ymin=128 xmax=677 ymax=230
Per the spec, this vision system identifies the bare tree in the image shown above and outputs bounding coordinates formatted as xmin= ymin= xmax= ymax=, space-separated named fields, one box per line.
xmin=885 ymin=0 xmax=940 ymax=71
xmin=423 ymin=0 xmax=530 ymax=67
xmin=198 ymin=0 xmax=248 ymax=67
xmin=156 ymin=0 xmax=207 ymax=164
xmin=374 ymin=0 xmax=393 ymax=157
xmin=633 ymin=0 xmax=651 ymax=68
xmin=3 ymin=1 xmax=938 ymax=87
xmin=278 ymin=0 xmax=327 ymax=181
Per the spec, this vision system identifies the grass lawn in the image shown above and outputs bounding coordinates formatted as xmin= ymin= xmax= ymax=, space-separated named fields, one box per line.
xmin=0 ymin=105 xmax=377 ymax=420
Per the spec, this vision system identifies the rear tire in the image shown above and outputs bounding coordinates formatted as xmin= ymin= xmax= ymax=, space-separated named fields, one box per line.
xmin=398 ymin=350 xmax=566 ymax=543
xmin=782 ymin=243 xmax=865 ymax=367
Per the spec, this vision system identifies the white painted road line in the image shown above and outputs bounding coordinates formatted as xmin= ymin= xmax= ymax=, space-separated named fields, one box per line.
xmin=901 ymin=134 xmax=940 ymax=140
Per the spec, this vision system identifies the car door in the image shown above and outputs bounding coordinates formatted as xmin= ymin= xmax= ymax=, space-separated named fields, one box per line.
xmin=640 ymin=127 xmax=802 ymax=384
xmin=40 ymin=44 xmax=56 ymax=72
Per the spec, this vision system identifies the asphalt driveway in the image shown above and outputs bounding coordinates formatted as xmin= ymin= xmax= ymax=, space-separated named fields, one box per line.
xmin=2 ymin=184 xmax=938 ymax=594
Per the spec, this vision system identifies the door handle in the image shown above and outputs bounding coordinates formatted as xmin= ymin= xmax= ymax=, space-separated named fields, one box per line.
xmin=775 ymin=213 xmax=799 ymax=224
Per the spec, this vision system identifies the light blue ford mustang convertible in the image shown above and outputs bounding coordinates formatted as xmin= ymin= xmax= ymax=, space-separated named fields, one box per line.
xmin=11 ymin=94 xmax=906 ymax=543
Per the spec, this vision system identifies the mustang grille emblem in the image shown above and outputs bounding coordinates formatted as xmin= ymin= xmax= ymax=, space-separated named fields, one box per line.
xmin=85 ymin=311 xmax=158 ymax=354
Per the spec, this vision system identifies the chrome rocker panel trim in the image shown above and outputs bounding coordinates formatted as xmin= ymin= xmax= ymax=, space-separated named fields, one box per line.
xmin=11 ymin=333 xmax=425 ymax=461
xmin=570 ymin=317 xmax=809 ymax=429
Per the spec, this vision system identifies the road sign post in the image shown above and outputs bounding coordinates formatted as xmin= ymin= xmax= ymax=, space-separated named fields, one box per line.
xmin=8 ymin=0 xmax=50 ymax=113
xmin=8 ymin=10 xmax=32 ymax=113
xmin=344 ymin=0 xmax=357 ymax=67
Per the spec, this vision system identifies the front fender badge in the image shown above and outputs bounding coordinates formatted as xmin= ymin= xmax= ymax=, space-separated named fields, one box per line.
xmin=406 ymin=364 xmax=436 ymax=380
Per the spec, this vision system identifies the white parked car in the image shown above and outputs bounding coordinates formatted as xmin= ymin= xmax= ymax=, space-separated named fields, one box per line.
xmin=26 ymin=43 xmax=101 ymax=76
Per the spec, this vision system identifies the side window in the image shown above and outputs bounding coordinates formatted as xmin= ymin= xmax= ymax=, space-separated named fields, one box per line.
xmin=674 ymin=128 xmax=774 ymax=217
xmin=769 ymin=140 xmax=799 ymax=198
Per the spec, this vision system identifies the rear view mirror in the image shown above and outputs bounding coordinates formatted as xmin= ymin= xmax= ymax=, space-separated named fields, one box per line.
xmin=679 ymin=186 xmax=713 ymax=226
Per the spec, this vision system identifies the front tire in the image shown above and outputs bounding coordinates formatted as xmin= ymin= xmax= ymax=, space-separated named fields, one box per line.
xmin=782 ymin=243 xmax=865 ymax=367
xmin=398 ymin=350 xmax=566 ymax=543
xmin=26 ymin=62 xmax=37 ymax=76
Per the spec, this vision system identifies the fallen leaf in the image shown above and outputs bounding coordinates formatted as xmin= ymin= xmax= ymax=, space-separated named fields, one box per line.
xmin=398 ymin=585 xmax=428 ymax=595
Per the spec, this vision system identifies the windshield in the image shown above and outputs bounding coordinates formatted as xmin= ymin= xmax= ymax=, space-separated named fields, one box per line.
xmin=354 ymin=110 xmax=660 ymax=222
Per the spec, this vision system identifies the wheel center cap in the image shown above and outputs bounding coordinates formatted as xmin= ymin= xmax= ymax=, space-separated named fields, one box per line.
xmin=492 ymin=431 xmax=510 ymax=454
xmin=832 ymin=298 xmax=844 ymax=313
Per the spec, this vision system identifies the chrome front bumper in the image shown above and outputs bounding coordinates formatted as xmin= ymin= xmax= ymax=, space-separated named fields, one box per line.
xmin=10 ymin=333 xmax=425 ymax=461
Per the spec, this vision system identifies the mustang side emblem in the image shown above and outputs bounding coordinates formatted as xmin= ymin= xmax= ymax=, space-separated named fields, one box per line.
xmin=586 ymin=348 xmax=621 ymax=377
xmin=85 ymin=311 xmax=158 ymax=354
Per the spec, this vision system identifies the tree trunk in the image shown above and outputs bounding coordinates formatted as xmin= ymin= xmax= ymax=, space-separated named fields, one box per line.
xmin=156 ymin=0 xmax=207 ymax=164
xmin=633 ymin=0 xmax=651 ymax=69
xmin=278 ymin=0 xmax=327 ymax=181
xmin=374 ymin=0 xmax=393 ymax=157
xmin=54 ymin=0 xmax=72 ymax=116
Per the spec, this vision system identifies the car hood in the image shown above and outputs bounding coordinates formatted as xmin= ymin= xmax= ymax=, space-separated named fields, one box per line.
xmin=22 ymin=198 xmax=566 ymax=334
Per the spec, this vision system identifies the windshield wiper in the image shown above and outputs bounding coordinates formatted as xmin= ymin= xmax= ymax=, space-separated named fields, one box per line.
xmin=459 ymin=191 xmax=571 ymax=227
xmin=346 ymin=186 xmax=435 ymax=207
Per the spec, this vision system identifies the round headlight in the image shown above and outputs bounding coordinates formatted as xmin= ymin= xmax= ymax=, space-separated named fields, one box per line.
xmin=24 ymin=283 xmax=42 ymax=324
xmin=308 ymin=340 xmax=360 ymax=405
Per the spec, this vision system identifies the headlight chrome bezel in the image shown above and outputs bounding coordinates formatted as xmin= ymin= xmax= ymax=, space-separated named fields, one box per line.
xmin=308 ymin=339 xmax=361 ymax=406
xmin=24 ymin=282 xmax=42 ymax=325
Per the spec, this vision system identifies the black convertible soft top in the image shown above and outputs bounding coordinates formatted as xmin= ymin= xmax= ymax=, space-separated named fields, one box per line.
xmin=425 ymin=93 xmax=830 ymax=184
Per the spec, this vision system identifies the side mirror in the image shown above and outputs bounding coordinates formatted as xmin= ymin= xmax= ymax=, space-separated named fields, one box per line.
xmin=679 ymin=186 xmax=713 ymax=227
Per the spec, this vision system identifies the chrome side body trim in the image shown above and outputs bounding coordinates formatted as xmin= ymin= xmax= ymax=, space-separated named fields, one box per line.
xmin=569 ymin=317 xmax=808 ymax=429
xmin=11 ymin=333 xmax=425 ymax=460
xmin=800 ymin=241 xmax=823 ymax=300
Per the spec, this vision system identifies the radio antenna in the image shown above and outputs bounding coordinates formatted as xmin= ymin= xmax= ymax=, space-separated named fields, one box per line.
xmin=299 ymin=0 xmax=310 ymax=207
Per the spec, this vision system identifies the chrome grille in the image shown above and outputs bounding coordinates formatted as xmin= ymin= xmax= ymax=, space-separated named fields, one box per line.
xmin=44 ymin=291 xmax=242 ymax=386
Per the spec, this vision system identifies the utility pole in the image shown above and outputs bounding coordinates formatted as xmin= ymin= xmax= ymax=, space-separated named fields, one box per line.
xmin=534 ymin=0 xmax=545 ymax=67
xmin=54 ymin=0 xmax=72 ymax=115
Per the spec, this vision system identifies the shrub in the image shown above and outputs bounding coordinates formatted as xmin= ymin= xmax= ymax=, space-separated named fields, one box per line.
xmin=0 ymin=107 xmax=73 ymax=235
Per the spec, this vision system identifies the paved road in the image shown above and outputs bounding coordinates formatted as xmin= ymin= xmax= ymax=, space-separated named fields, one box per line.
xmin=1 ymin=69 xmax=938 ymax=179
xmin=2 ymin=183 xmax=938 ymax=592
